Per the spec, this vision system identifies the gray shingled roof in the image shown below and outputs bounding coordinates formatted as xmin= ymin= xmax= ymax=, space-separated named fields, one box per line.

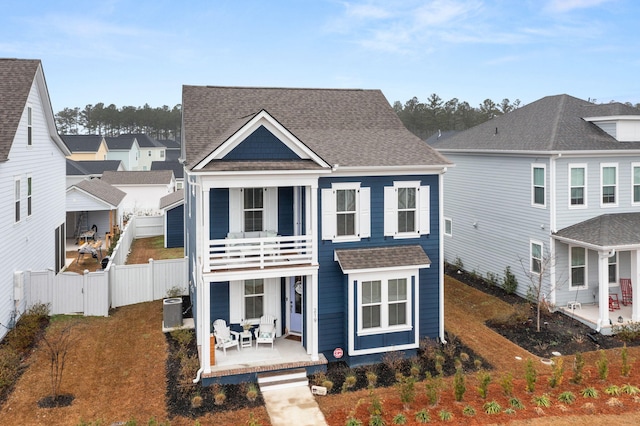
xmin=104 ymin=135 xmax=136 ymax=150
xmin=127 ymin=133 xmax=163 ymax=148
xmin=553 ymin=213 xmax=640 ymax=248
xmin=101 ymin=170 xmax=174 ymax=185
xmin=432 ymin=94 xmax=640 ymax=152
xmin=73 ymin=178 xmax=126 ymax=207
xmin=61 ymin=134 xmax=105 ymax=152
xmin=181 ymin=86 xmax=451 ymax=169
xmin=0 ymin=59 xmax=41 ymax=160
xmin=66 ymin=159 xmax=122 ymax=176
xmin=334 ymin=245 xmax=431 ymax=272
xmin=151 ymin=160 xmax=184 ymax=178
xmin=160 ymin=189 xmax=184 ymax=209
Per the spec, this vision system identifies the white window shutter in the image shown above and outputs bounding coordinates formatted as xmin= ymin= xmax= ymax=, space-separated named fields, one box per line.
xmin=229 ymin=189 xmax=242 ymax=232
xmin=265 ymin=188 xmax=278 ymax=232
xmin=418 ymin=185 xmax=430 ymax=235
xmin=229 ymin=281 xmax=242 ymax=323
xmin=359 ymin=187 xmax=370 ymax=238
xmin=321 ymin=188 xmax=336 ymax=240
xmin=384 ymin=186 xmax=396 ymax=236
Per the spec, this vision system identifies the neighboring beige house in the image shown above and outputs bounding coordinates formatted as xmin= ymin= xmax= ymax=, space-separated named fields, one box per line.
xmin=61 ymin=134 xmax=109 ymax=161
xmin=101 ymin=170 xmax=175 ymax=216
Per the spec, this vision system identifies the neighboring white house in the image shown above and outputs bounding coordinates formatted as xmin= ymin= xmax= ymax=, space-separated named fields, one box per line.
xmin=101 ymin=170 xmax=175 ymax=216
xmin=431 ymin=94 xmax=640 ymax=334
xmin=126 ymin=133 xmax=166 ymax=170
xmin=0 ymin=59 xmax=71 ymax=340
xmin=104 ymin=135 xmax=140 ymax=170
xmin=66 ymin=159 xmax=124 ymax=188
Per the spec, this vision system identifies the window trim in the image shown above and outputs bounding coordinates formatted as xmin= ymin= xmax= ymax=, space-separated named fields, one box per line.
xmin=444 ymin=217 xmax=452 ymax=237
xmin=570 ymin=246 xmax=588 ymax=290
xmin=568 ymin=164 xmax=587 ymax=209
xmin=600 ymin=163 xmax=618 ymax=207
xmin=531 ymin=164 xmax=546 ymax=208
xmin=27 ymin=175 xmax=32 ymax=217
xmin=355 ymin=270 xmax=413 ymax=336
xmin=27 ymin=106 xmax=32 ymax=146
xmin=530 ymin=240 xmax=543 ymax=275
xmin=336 ymin=187 xmax=357 ymax=238
xmin=243 ymin=278 xmax=265 ymax=322
xmin=243 ymin=187 xmax=265 ymax=233
xmin=632 ymin=163 xmax=640 ymax=206
xmin=384 ymin=181 xmax=430 ymax=239
xmin=321 ymin=182 xmax=370 ymax=242
xmin=608 ymin=252 xmax=618 ymax=286
xmin=14 ymin=177 xmax=21 ymax=223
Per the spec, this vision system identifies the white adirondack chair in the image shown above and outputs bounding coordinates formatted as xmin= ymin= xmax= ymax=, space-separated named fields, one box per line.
xmin=255 ymin=314 xmax=277 ymax=349
xmin=213 ymin=319 xmax=239 ymax=354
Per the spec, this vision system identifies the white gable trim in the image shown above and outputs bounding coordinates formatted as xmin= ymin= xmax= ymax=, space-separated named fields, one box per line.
xmin=194 ymin=110 xmax=330 ymax=170
xmin=66 ymin=187 xmax=117 ymax=210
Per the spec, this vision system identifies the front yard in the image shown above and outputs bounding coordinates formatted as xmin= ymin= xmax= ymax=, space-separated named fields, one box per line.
xmin=1 ymin=237 xmax=640 ymax=424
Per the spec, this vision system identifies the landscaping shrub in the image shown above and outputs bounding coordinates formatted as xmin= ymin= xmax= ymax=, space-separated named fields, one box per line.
xmin=502 ymin=266 xmax=518 ymax=294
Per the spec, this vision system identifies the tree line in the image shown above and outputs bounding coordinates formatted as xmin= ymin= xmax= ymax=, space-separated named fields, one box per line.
xmin=55 ymin=103 xmax=181 ymax=140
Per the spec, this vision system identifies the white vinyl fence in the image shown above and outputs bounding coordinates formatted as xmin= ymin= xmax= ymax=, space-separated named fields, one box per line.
xmin=22 ymin=215 xmax=186 ymax=317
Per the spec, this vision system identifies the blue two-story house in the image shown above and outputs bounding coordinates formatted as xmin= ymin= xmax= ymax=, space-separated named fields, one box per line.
xmin=181 ymin=86 xmax=451 ymax=384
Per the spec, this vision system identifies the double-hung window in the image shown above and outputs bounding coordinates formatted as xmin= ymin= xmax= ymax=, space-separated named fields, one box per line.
xmin=531 ymin=241 xmax=543 ymax=274
xmin=321 ymin=183 xmax=370 ymax=241
xmin=27 ymin=176 xmax=32 ymax=217
xmin=27 ymin=106 xmax=32 ymax=146
xmin=570 ymin=246 xmax=586 ymax=289
xmin=601 ymin=164 xmax=617 ymax=206
xmin=444 ymin=218 xmax=452 ymax=237
xmin=244 ymin=279 xmax=264 ymax=320
xmin=633 ymin=163 xmax=640 ymax=205
xmin=569 ymin=164 xmax=586 ymax=207
xmin=384 ymin=182 xmax=430 ymax=238
xmin=532 ymin=164 xmax=546 ymax=207
xmin=14 ymin=178 xmax=20 ymax=223
xmin=243 ymin=188 xmax=264 ymax=232
xmin=358 ymin=273 xmax=411 ymax=334
xmin=608 ymin=252 xmax=617 ymax=285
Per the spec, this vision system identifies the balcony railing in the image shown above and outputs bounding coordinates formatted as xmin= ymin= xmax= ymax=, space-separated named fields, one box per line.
xmin=207 ymin=235 xmax=313 ymax=271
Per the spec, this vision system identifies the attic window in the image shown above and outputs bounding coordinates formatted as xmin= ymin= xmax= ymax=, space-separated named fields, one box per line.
xmin=27 ymin=106 xmax=32 ymax=146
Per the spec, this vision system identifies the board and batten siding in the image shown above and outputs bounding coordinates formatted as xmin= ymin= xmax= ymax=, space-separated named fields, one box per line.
xmin=0 ymin=80 xmax=67 ymax=340
xmin=441 ymin=153 xmax=552 ymax=299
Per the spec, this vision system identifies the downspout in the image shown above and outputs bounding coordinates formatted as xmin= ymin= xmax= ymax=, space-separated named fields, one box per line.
xmin=549 ymin=154 xmax=559 ymax=307
xmin=596 ymin=248 xmax=616 ymax=333
xmin=439 ymin=168 xmax=447 ymax=344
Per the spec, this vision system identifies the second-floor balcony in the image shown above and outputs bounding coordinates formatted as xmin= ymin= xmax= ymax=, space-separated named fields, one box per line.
xmin=207 ymin=234 xmax=314 ymax=272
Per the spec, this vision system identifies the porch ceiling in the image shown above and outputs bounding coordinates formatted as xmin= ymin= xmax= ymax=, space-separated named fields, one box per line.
xmin=553 ymin=212 xmax=640 ymax=249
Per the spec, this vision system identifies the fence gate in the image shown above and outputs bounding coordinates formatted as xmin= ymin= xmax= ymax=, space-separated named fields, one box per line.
xmin=53 ymin=272 xmax=84 ymax=314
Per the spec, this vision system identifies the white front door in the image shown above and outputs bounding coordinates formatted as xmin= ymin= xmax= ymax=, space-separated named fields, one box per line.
xmin=289 ymin=276 xmax=303 ymax=334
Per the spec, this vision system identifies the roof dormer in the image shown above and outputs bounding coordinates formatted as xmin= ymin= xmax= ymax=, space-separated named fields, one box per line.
xmin=584 ymin=115 xmax=640 ymax=142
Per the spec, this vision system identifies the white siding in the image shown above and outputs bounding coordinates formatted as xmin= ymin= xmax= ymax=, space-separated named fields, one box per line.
xmin=442 ymin=153 xmax=552 ymax=298
xmin=0 ymin=78 xmax=67 ymax=339
xmin=112 ymin=184 xmax=174 ymax=216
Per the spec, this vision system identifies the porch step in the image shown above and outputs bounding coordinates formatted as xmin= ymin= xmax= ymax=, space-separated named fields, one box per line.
xmin=257 ymin=368 xmax=309 ymax=392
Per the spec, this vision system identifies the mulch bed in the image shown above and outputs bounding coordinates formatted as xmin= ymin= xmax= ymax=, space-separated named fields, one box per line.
xmin=446 ymin=264 xmax=640 ymax=358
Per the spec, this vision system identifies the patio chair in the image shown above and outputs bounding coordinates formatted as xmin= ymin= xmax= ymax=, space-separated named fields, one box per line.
xmin=255 ymin=314 xmax=277 ymax=349
xmin=609 ymin=294 xmax=621 ymax=311
xmin=620 ymin=278 xmax=633 ymax=306
xmin=213 ymin=319 xmax=239 ymax=355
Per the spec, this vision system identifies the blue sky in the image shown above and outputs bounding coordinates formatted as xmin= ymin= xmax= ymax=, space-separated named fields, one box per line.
xmin=1 ymin=0 xmax=638 ymax=112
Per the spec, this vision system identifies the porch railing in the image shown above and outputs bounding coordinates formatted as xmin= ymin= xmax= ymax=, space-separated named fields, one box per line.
xmin=207 ymin=235 xmax=313 ymax=271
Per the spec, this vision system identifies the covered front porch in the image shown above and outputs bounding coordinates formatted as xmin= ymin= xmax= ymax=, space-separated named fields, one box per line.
xmin=553 ymin=213 xmax=640 ymax=335
xmin=202 ymin=335 xmax=327 ymax=384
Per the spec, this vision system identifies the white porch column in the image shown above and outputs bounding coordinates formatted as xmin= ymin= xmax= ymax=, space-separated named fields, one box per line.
xmin=309 ymin=184 xmax=318 ymax=265
xmin=309 ymin=271 xmax=320 ymax=361
xmin=631 ymin=250 xmax=640 ymax=322
xmin=597 ymin=251 xmax=610 ymax=331
xmin=202 ymin=280 xmax=212 ymax=373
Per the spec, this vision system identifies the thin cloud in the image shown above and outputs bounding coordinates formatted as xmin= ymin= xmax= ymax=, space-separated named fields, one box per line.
xmin=544 ymin=0 xmax=614 ymax=13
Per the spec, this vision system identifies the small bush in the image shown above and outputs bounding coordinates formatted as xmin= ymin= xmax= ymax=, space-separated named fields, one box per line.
xmin=476 ymin=371 xmax=491 ymax=399
xmin=500 ymin=373 xmax=514 ymax=396
xmin=570 ymin=352 xmax=585 ymax=385
xmin=612 ymin=321 xmax=640 ymax=342
xmin=621 ymin=344 xmax=632 ymax=377
xmin=596 ymin=350 xmax=608 ymax=380
xmin=558 ymin=391 xmax=576 ymax=404
xmin=532 ymin=394 xmax=551 ymax=407
xmin=581 ymin=387 xmax=599 ymax=398
xmin=342 ymin=372 xmax=357 ymax=393
xmin=509 ymin=397 xmax=525 ymax=410
xmin=438 ymin=409 xmax=452 ymax=421
xmin=424 ymin=372 xmax=443 ymax=406
xmin=621 ymin=383 xmax=639 ymax=395
xmin=246 ymin=384 xmax=258 ymax=402
xmin=345 ymin=417 xmax=362 ymax=426
xmin=395 ymin=374 xmax=416 ymax=409
xmin=462 ymin=405 xmax=476 ymax=417
xmin=604 ymin=385 xmax=621 ymax=396
xmin=548 ymin=358 xmax=564 ymax=388
xmin=453 ymin=368 xmax=465 ymax=402
xmin=502 ymin=266 xmax=518 ymax=294
xmin=483 ymin=401 xmax=501 ymax=414
xmin=392 ymin=413 xmax=406 ymax=425
xmin=525 ymin=359 xmax=537 ymax=392
xmin=414 ymin=409 xmax=430 ymax=423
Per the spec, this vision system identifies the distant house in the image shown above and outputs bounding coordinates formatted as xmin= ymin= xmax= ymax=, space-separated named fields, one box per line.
xmin=66 ymin=159 xmax=123 ymax=187
xmin=104 ymin=135 xmax=140 ymax=170
xmin=182 ymin=85 xmax=451 ymax=384
xmin=0 ymin=58 xmax=71 ymax=340
xmin=125 ymin=133 xmax=166 ymax=170
xmin=151 ymin=160 xmax=184 ymax=189
xmin=66 ymin=178 xmax=126 ymax=243
xmin=431 ymin=94 xmax=640 ymax=334
xmin=101 ymin=170 xmax=175 ymax=216
xmin=61 ymin=134 xmax=108 ymax=161
xmin=159 ymin=189 xmax=184 ymax=248
xmin=157 ymin=139 xmax=181 ymax=162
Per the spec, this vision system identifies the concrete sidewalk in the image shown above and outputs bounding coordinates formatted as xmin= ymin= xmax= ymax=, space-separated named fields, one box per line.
xmin=261 ymin=386 xmax=328 ymax=426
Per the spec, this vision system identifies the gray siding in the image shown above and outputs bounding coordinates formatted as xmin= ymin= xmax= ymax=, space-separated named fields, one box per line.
xmin=442 ymin=153 xmax=552 ymax=298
